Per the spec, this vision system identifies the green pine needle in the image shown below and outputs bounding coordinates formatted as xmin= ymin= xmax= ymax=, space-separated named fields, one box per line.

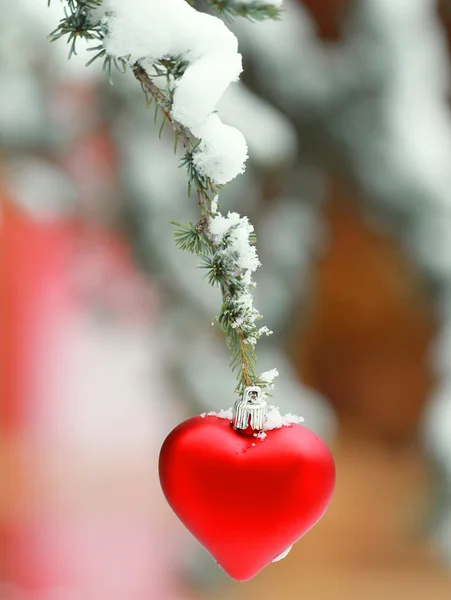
xmin=207 ymin=1 xmax=282 ymax=22
xmin=171 ymin=221 xmax=212 ymax=255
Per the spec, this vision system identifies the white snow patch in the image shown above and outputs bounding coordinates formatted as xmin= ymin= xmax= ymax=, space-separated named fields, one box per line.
xmin=209 ymin=211 xmax=260 ymax=285
xmin=210 ymin=195 xmax=219 ymax=215
xmin=105 ymin=0 xmax=248 ymax=184
xmin=259 ymin=368 xmax=279 ymax=390
xmin=272 ymin=545 xmax=293 ymax=562
xmin=200 ymin=408 xmax=234 ymax=420
xmin=199 ymin=406 xmax=303 ymax=430
xmin=265 ymin=405 xmax=304 ymax=430
xmin=191 ymin=113 xmax=248 ymax=184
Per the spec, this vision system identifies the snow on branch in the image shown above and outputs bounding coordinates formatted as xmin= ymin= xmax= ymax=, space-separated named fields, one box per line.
xmin=105 ymin=0 xmax=248 ymax=184
xmin=46 ymin=0 xmax=282 ymax=394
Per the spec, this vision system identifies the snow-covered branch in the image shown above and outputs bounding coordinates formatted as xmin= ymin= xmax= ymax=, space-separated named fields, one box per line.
xmin=46 ymin=0 xmax=282 ymax=394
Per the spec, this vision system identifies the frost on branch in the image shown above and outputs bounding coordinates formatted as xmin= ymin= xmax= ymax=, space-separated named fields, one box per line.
xmin=259 ymin=368 xmax=279 ymax=390
xmin=105 ymin=0 xmax=248 ymax=184
xmin=209 ymin=199 xmax=273 ymax=354
xmin=209 ymin=203 xmax=261 ymax=285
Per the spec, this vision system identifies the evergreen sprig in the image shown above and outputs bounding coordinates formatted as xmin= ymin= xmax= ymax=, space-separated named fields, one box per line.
xmin=206 ymin=1 xmax=282 ymax=22
xmin=48 ymin=0 xmax=105 ymax=58
xmin=199 ymin=252 xmax=231 ymax=287
xmin=171 ymin=220 xmax=211 ymax=255
xmin=46 ymin=0 xmax=276 ymax=394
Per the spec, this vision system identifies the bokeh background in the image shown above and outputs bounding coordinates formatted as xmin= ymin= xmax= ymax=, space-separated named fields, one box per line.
xmin=2 ymin=0 xmax=451 ymax=598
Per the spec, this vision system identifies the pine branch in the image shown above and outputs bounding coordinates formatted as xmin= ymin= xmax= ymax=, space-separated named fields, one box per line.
xmin=171 ymin=220 xmax=211 ymax=254
xmin=48 ymin=0 xmax=105 ymax=58
xmin=206 ymin=1 xmax=282 ymax=22
xmin=132 ymin=64 xmax=193 ymax=151
xmin=195 ymin=190 xmax=260 ymax=392
xmin=134 ymin=69 xmax=266 ymax=391
xmin=46 ymin=0 xmax=276 ymax=394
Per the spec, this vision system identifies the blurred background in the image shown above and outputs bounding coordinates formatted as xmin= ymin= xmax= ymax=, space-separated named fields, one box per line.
xmin=2 ymin=0 xmax=451 ymax=598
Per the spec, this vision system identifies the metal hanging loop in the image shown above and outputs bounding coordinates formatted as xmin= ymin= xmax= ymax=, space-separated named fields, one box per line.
xmin=232 ymin=386 xmax=267 ymax=433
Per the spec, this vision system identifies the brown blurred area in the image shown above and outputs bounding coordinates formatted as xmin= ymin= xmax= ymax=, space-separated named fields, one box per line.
xmin=297 ymin=182 xmax=436 ymax=448
xmin=301 ymin=0 xmax=451 ymax=47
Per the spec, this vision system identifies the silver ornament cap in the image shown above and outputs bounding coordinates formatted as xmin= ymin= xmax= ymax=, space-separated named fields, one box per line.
xmin=232 ymin=386 xmax=267 ymax=433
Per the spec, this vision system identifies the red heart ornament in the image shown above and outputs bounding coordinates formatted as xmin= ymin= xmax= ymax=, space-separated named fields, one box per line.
xmin=159 ymin=415 xmax=335 ymax=581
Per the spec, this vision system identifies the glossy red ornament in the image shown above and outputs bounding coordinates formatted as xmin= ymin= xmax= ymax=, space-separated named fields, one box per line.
xmin=159 ymin=415 xmax=335 ymax=581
